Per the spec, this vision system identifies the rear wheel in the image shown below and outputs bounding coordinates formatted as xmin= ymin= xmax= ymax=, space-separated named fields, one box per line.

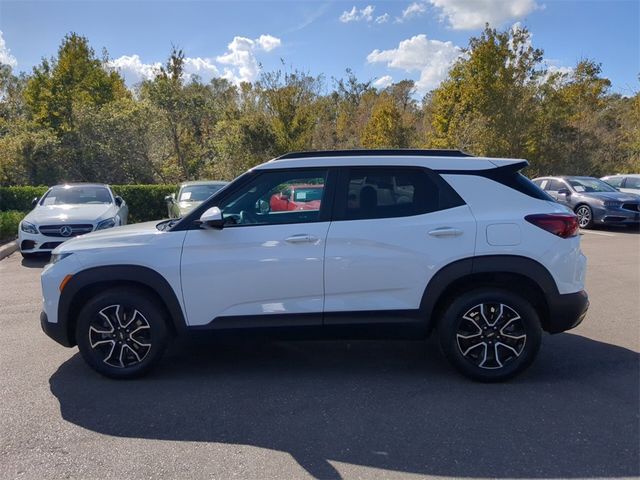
xmin=75 ymin=288 xmax=169 ymax=379
xmin=575 ymin=204 xmax=594 ymax=229
xmin=438 ymin=288 xmax=542 ymax=382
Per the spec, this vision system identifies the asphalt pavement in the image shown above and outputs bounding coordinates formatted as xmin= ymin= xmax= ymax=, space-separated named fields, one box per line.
xmin=0 ymin=228 xmax=638 ymax=479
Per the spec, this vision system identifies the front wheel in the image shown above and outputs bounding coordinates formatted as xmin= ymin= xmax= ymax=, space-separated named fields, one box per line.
xmin=76 ymin=288 xmax=169 ymax=379
xmin=438 ymin=289 xmax=542 ymax=382
xmin=575 ymin=205 xmax=594 ymax=229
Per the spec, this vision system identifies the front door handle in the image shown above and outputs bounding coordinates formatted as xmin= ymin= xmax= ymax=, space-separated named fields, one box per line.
xmin=285 ymin=234 xmax=313 ymax=243
xmin=428 ymin=227 xmax=463 ymax=238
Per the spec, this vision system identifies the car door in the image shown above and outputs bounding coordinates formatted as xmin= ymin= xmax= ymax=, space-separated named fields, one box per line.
xmin=180 ymin=168 xmax=334 ymax=327
xmin=323 ymin=166 xmax=476 ymax=321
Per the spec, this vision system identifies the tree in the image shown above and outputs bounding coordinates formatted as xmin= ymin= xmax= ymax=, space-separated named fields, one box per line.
xmin=428 ymin=24 xmax=542 ymax=157
xmin=361 ymin=94 xmax=407 ymax=148
xmin=24 ymin=33 xmax=128 ymax=134
xmin=259 ymin=68 xmax=320 ymax=154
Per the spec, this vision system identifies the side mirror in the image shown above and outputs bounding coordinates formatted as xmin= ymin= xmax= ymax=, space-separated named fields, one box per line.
xmin=557 ymin=188 xmax=571 ymax=196
xmin=31 ymin=197 xmax=39 ymax=208
xmin=115 ymin=196 xmax=124 ymax=207
xmin=198 ymin=206 xmax=224 ymax=229
xmin=280 ymin=192 xmax=290 ymax=201
xmin=165 ymin=194 xmax=175 ymax=203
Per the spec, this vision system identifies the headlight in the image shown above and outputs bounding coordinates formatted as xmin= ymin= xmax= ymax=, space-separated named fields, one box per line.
xmin=20 ymin=221 xmax=38 ymax=234
xmin=95 ymin=216 xmax=118 ymax=230
xmin=50 ymin=252 xmax=73 ymax=264
xmin=603 ymin=200 xmax=622 ymax=207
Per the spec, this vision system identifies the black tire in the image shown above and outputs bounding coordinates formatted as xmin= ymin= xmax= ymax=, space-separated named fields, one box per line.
xmin=575 ymin=204 xmax=594 ymax=229
xmin=75 ymin=287 xmax=169 ymax=379
xmin=438 ymin=288 xmax=542 ymax=382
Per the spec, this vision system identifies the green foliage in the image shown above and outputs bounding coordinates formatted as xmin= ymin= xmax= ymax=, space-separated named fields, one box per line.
xmin=0 ymin=210 xmax=25 ymax=242
xmin=111 ymin=185 xmax=177 ymax=223
xmin=0 ymin=29 xmax=638 ymax=188
xmin=0 ymin=185 xmax=177 ymax=223
xmin=0 ymin=186 xmax=48 ymax=211
xmin=362 ymin=94 xmax=408 ymax=148
xmin=24 ymin=33 xmax=129 ymax=134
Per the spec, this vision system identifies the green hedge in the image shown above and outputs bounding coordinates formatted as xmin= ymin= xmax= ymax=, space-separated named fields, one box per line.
xmin=0 ymin=185 xmax=178 ymax=224
xmin=112 ymin=185 xmax=177 ymax=223
xmin=0 ymin=211 xmax=26 ymax=242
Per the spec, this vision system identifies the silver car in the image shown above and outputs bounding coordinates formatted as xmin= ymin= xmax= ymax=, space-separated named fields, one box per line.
xmin=18 ymin=183 xmax=128 ymax=258
xmin=601 ymin=174 xmax=640 ymax=195
xmin=165 ymin=180 xmax=228 ymax=218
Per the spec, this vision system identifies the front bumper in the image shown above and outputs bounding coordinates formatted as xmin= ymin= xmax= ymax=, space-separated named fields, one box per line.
xmin=545 ymin=290 xmax=589 ymax=334
xmin=40 ymin=311 xmax=74 ymax=347
xmin=593 ymin=205 xmax=640 ymax=225
xmin=19 ymin=230 xmax=71 ymax=253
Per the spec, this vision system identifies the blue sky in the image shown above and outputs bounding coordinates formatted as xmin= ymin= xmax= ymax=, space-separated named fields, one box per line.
xmin=0 ymin=0 xmax=638 ymax=95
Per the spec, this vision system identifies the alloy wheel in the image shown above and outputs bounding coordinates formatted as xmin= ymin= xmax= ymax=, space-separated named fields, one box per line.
xmin=88 ymin=304 xmax=152 ymax=368
xmin=456 ymin=303 xmax=527 ymax=369
xmin=576 ymin=206 xmax=591 ymax=228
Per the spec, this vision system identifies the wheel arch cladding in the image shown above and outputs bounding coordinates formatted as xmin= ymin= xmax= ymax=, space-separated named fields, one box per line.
xmin=421 ymin=255 xmax=556 ymax=333
xmin=59 ymin=265 xmax=186 ymax=347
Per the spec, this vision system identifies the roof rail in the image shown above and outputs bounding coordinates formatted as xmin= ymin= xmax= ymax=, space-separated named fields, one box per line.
xmin=274 ymin=149 xmax=473 ymax=160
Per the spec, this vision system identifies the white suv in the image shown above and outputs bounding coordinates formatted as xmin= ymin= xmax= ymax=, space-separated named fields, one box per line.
xmin=40 ymin=150 xmax=589 ymax=381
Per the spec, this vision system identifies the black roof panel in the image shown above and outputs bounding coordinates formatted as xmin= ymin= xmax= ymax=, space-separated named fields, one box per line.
xmin=275 ymin=149 xmax=473 ymax=160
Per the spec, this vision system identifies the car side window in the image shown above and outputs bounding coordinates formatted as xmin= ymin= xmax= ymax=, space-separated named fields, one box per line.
xmin=545 ymin=179 xmax=563 ymax=192
xmin=341 ymin=167 xmax=454 ymax=220
xmin=217 ymin=169 xmax=328 ymax=226
xmin=625 ymin=177 xmax=640 ymax=189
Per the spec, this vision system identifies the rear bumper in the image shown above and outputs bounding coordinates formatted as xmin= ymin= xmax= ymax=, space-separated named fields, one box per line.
xmin=545 ymin=290 xmax=589 ymax=334
xmin=40 ymin=311 xmax=74 ymax=347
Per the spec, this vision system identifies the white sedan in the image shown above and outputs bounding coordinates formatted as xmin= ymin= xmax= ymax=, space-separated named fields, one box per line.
xmin=18 ymin=183 xmax=128 ymax=258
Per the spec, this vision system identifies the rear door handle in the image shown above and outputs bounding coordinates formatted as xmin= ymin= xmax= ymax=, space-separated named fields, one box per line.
xmin=428 ymin=227 xmax=463 ymax=238
xmin=285 ymin=234 xmax=315 ymax=243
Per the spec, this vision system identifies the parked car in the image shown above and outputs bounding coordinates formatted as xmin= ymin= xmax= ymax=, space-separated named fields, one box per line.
xmin=269 ymin=184 xmax=324 ymax=211
xmin=533 ymin=176 xmax=640 ymax=229
xmin=165 ymin=181 xmax=228 ymax=218
xmin=601 ymin=174 xmax=640 ymax=195
xmin=41 ymin=149 xmax=589 ymax=382
xmin=19 ymin=183 xmax=127 ymax=258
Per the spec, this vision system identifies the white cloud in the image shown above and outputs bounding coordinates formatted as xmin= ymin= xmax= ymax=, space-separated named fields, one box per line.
xmin=375 ymin=13 xmax=390 ymax=24
xmin=110 ymin=34 xmax=280 ymax=86
xmin=373 ymin=75 xmax=393 ymax=88
xmin=109 ymin=55 xmax=161 ymax=82
xmin=429 ymin=0 xmax=539 ymax=30
xmin=216 ymin=34 xmax=282 ymax=84
xmin=340 ymin=5 xmax=378 ymax=23
xmin=367 ymin=34 xmax=461 ymax=93
xmin=256 ymin=34 xmax=281 ymax=52
xmin=399 ymin=2 xmax=427 ymax=21
xmin=0 ymin=30 xmax=17 ymax=68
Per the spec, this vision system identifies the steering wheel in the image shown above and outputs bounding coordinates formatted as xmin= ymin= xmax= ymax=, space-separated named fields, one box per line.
xmin=239 ymin=210 xmax=259 ymax=225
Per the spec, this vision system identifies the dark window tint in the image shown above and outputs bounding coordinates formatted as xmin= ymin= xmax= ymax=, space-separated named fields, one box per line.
xmin=625 ymin=177 xmax=640 ymax=189
xmin=544 ymin=179 xmax=565 ymax=191
xmin=342 ymin=167 xmax=461 ymax=220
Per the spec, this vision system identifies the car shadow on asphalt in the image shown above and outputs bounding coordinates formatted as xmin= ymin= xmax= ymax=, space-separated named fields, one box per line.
xmin=49 ymin=333 xmax=639 ymax=479
xmin=20 ymin=255 xmax=50 ymax=268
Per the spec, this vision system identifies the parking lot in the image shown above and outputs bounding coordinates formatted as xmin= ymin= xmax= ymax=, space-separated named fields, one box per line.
xmin=0 ymin=228 xmax=638 ymax=480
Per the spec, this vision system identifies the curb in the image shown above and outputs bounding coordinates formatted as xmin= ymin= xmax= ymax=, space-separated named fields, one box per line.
xmin=0 ymin=240 xmax=18 ymax=261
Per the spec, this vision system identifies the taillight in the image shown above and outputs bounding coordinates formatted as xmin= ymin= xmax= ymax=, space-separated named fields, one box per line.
xmin=525 ymin=213 xmax=579 ymax=238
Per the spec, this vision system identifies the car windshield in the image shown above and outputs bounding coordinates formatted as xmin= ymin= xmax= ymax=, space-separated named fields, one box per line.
xmin=567 ymin=178 xmax=617 ymax=193
xmin=40 ymin=185 xmax=112 ymax=205
xmin=179 ymin=184 xmax=225 ymax=202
